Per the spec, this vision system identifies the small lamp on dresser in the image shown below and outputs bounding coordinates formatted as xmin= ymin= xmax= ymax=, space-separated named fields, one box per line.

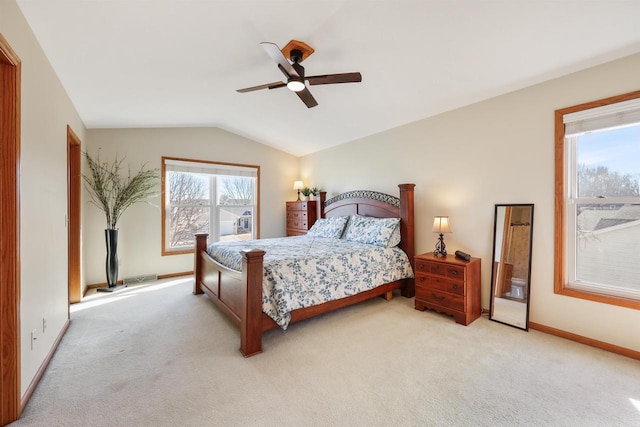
xmin=432 ymin=216 xmax=451 ymax=257
xmin=293 ymin=180 xmax=304 ymax=201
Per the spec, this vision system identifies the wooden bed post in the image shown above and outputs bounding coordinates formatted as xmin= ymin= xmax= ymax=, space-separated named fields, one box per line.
xmin=193 ymin=233 xmax=208 ymax=295
xmin=240 ymin=249 xmax=266 ymax=357
xmin=316 ymin=191 xmax=327 ymax=219
xmin=399 ymin=184 xmax=415 ymax=298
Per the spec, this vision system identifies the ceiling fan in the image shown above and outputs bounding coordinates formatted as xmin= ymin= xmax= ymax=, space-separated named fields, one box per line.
xmin=236 ymin=40 xmax=362 ymax=108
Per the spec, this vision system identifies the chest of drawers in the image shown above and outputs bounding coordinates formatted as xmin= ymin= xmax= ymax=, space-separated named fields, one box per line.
xmin=414 ymin=252 xmax=481 ymax=325
xmin=286 ymin=201 xmax=317 ymax=236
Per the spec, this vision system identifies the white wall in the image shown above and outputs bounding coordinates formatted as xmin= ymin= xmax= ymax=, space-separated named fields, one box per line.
xmin=1 ymin=0 xmax=86 ymax=396
xmin=84 ymin=127 xmax=299 ymax=285
xmin=301 ymin=53 xmax=640 ymax=353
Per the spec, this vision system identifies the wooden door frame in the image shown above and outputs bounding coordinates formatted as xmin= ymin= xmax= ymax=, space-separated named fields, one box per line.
xmin=67 ymin=126 xmax=82 ymax=303
xmin=0 ymin=32 xmax=22 ymax=425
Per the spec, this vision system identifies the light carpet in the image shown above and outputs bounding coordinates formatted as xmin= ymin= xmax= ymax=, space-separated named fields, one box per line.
xmin=11 ymin=277 xmax=640 ymax=426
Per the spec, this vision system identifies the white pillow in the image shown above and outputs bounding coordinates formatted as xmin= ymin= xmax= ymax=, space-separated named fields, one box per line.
xmin=306 ymin=216 xmax=350 ymax=238
xmin=343 ymin=215 xmax=401 ymax=247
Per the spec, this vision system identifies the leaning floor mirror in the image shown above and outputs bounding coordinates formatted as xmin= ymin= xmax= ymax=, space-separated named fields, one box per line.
xmin=489 ymin=204 xmax=534 ymax=330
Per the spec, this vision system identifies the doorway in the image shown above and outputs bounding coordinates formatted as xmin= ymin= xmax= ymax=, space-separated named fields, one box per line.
xmin=0 ymin=33 xmax=22 ymax=424
xmin=68 ymin=126 xmax=82 ymax=303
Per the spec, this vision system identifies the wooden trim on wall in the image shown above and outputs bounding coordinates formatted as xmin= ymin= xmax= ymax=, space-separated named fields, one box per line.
xmin=0 ymin=32 xmax=22 ymax=426
xmin=530 ymin=322 xmax=640 ymax=361
xmin=67 ymin=126 xmax=82 ymax=303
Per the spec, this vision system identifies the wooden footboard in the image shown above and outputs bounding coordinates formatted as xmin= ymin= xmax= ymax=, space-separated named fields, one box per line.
xmin=194 ymin=233 xmax=267 ymax=356
xmin=193 ymin=183 xmax=416 ymax=357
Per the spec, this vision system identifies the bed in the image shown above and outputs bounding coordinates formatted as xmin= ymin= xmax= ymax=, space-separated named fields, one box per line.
xmin=193 ymin=183 xmax=416 ymax=356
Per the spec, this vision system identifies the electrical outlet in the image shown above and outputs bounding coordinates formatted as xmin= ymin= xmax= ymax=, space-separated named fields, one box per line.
xmin=42 ymin=316 xmax=47 ymax=333
xmin=31 ymin=329 xmax=37 ymax=350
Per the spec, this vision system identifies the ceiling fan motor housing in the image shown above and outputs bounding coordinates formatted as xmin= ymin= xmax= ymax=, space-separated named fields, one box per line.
xmin=290 ymin=49 xmax=303 ymax=63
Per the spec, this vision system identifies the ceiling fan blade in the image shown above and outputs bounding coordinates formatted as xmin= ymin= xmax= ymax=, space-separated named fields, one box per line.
xmin=295 ymin=87 xmax=318 ymax=108
xmin=261 ymin=42 xmax=299 ymax=78
xmin=236 ymin=81 xmax=286 ymax=93
xmin=307 ymin=72 xmax=362 ymax=86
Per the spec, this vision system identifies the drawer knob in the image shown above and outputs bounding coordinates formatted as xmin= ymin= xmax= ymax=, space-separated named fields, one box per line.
xmin=452 ymin=284 xmax=458 ymax=290
xmin=432 ymin=293 xmax=445 ymax=301
xmin=450 ymin=270 xmax=459 ymax=276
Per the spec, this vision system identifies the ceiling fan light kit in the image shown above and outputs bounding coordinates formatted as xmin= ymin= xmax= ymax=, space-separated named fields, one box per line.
xmin=286 ymin=79 xmax=306 ymax=92
xmin=237 ymin=40 xmax=362 ymax=108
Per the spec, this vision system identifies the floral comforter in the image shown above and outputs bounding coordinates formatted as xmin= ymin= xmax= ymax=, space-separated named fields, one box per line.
xmin=206 ymin=236 xmax=414 ymax=329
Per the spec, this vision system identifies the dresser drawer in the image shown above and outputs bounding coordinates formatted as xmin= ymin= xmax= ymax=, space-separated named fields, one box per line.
xmin=287 ymin=219 xmax=308 ymax=229
xmin=415 ymin=274 xmax=465 ymax=296
xmin=287 ymin=211 xmax=308 ymax=221
xmin=286 ymin=202 xmax=309 ymax=211
xmin=286 ymin=229 xmax=307 ymax=236
xmin=416 ymin=287 xmax=465 ymax=312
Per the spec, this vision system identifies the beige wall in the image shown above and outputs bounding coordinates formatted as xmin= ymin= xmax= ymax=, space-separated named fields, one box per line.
xmin=84 ymin=128 xmax=299 ymax=285
xmin=301 ymin=53 xmax=640 ymax=352
xmin=4 ymin=0 xmax=638 ymax=400
xmin=1 ymin=0 xmax=86 ymax=396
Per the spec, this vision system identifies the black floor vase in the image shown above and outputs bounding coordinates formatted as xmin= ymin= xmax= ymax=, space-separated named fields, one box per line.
xmin=105 ymin=229 xmax=118 ymax=288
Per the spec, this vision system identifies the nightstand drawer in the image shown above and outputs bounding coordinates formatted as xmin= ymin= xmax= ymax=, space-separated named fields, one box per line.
xmin=430 ymin=263 xmax=464 ymax=281
xmin=416 ymin=287 xmax=464 ymax=312
xmin=415 ymin=259 xmax=432 ymax=274
xmin=415 ymin=275 xmax=465 ymax=296
xmin=415 ymin=260 xmax=464 ymax=281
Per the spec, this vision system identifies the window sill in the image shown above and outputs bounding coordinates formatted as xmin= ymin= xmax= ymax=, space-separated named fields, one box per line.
xmin=554 ymin=285 xmax=640 ymax=310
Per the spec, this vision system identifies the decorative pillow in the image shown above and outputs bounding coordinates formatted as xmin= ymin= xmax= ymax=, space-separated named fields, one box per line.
xmin=387 ymin=222 xmax=402 ymax=247
xmin=306 ymin=216 xmax=350 ymax=238
xmin=343 ymin=215 xmax=401 ymax=247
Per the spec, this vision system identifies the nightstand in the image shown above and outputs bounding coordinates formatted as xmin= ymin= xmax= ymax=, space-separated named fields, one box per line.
xmin=414 ymin=252 xmax=481 ymax=325
xmin=286 ymin=201 xmax=317 ymax=236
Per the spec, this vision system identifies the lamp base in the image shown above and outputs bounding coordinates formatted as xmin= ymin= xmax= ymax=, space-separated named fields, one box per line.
xmin=433 ymin=233 xmax=447 ymax=257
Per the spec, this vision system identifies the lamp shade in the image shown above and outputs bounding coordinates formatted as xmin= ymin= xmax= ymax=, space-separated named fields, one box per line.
xmin=293 ymin=180 xmax=304 ymax=190
xmin=432 ymin=216 xmax=451 ymax=234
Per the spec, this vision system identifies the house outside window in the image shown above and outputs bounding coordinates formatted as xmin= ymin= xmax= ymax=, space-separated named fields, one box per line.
xmin=555 ymin=91 xmax=640 ymax=308
xmin=162 ymin=157 xmax=259 ymax=255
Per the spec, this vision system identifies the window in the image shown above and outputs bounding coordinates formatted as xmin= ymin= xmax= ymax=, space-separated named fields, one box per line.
xmin=555 ymin=91 xmax=640 ymax=309
xmin=161 ymin=157 xmax=260 ymax=255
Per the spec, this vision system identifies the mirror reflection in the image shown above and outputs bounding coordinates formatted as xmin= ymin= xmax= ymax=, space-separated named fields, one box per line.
xmin=489 ymin=204 xmax=534 ymax=330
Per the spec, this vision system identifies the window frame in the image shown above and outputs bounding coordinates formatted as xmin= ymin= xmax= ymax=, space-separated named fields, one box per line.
xmin=554 ymin=90 xmax=640 ymax=310
xmin=161 ymin=156 xmax=260 ymax=256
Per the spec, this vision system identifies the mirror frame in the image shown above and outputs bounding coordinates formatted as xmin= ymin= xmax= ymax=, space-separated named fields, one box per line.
xmin=489 ymin=203 xmax=534 ymax=331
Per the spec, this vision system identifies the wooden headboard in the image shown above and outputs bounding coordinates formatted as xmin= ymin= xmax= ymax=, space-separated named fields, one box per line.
xmin=315 ymin=184 xmax=415 ymax=293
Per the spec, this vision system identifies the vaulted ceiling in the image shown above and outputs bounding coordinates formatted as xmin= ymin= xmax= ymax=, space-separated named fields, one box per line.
xmin=17 ymin=0 xmax=640 ymax=156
